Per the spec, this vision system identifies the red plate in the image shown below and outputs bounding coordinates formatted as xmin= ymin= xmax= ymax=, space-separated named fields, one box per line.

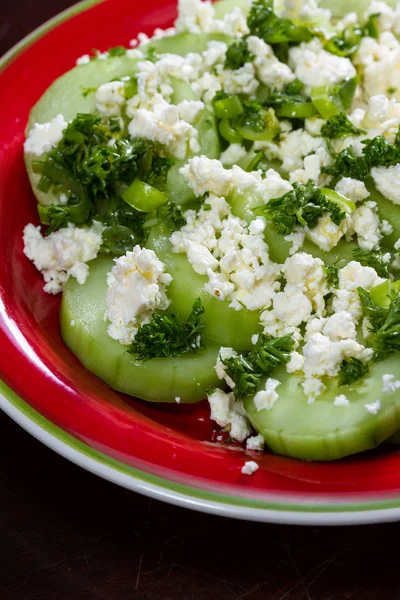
xmin=2 ymin=0 xmax=400 ymax=524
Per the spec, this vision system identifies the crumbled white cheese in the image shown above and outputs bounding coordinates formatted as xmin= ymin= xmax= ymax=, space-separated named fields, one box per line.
xmin=96 ymin=81 xmax=126 ymax=117
xmin=382 ymin=373 xmax=400 ymax=394
xmin=371 ymin=164 xmax=400 ymax=204
xmin=128 ymin=96 xmax=200 ymax=159
xmin=335 ymin=178 xmax=370 ymax=203
xmin=241 ymin=460 xmax=259 ymax=475
xmin=207 ymin=387 xmax=252 ymax=442
xmin=302 ymin=377 xmax=326 ymax=402
xmin=352 ymin=204 xmax=382 ymax=250
xmin=381 ymin=219 xmax=394 ymax=236
xmin=175 ymin=0 xmax=249 ymax=37
xmin=219 ymin=143 xmax=247 ymax=165
xmin=365 ymin=399 xmax=381 ymax=415
xmin=24 ymin=114 xmax=67 ymax=156
xmin=23 ymin=222 xmax=103 ymax=294
xmin=214 ymin=347 xmax=237 ymax=389
xmin=284 ymin=229 xmax=306 ymax=256
xmin=253 ymin=378 xmax=280 ymax=411
xmin=307 ymin=214 xmax=351 ymax=252
xmin=70 ymin=320 xmax=76 ymax=327
xmin=289 ymin=38 xmax=356 ymax=94
xmin=247 ymin=35 xmax=295 ymax=90
xmin=355 ymin=32 xmax=400 ymax=101
xmin=105 ymin=246 xmax=172 ymax=345
xmin=364 ymin=1 xmax=400 ymax=36
xmin=76 ymin=54 xmax=90 ymax=65
xmin=171 ymin=176 xmax=280 ymax=309
xmin=302 ymin=333 xmax=372 ymax=379
xmin=334 ymin=394 xmax=350 ymax=407
xmin=175 ymin=396 xmax=181 ymax=404
xmin=322 ymin=311 xmax=357 ymax=342
xmin=332 ymin=261 xmax=384 ymax=319
xmin=246 ymin=434 xmax=265 ymax=451
xmin=286 ymin=351 xmax=304 ymax=373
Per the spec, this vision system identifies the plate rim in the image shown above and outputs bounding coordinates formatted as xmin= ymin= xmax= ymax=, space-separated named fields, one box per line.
xmin=2 ymin=0 xmax=400 ymax=525
xmin=3 ymin=378 xmax=400 ymax=525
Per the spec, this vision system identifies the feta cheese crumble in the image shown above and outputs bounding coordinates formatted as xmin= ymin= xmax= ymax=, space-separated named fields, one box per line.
xmin=24 ymin=114 xmax=67 ymax=156
xmin=382 ymin=374 xmax=400 ymax=394
xmin=207 ymin=388 xmax=252 ymax=442
xmin=23 ymin=222 xmax=103 ymax=294
xmin=241 ymin=460 xmax=259 ymax=475
xmin=365 ymin=399 xmax=381 ymax=415
xmin=334 ymin=394 xmax=350 ymax=407
xmin=246 ymin=434 xmax=265 ymax=452
xmin=253 ymin=378 xmax=280 ymax=411
xmin=105 ymin=246 xmax=172 ymax=345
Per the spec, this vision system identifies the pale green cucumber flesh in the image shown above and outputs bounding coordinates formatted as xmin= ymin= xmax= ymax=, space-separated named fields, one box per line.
xmin=146 ymin=32 xmax=232 ymax=56
xmin=319 ymin=0 xmax=397 ymax=18
xmin=244 ymin=360 xmax=400 ymax=461
xmin=146 ymin=226 xmax=262 ymax=351
xmin=228 ymin=190 xmax=357 ymax=265
xmin=61 ymin=256 xmax=220 ymax=402
xmin=25 ymin=56 xmax=140 ymax=206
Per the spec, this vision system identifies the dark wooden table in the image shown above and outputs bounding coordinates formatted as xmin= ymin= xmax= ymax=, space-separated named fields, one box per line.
xmin=2 ymin=3 xmax=400 ymax=599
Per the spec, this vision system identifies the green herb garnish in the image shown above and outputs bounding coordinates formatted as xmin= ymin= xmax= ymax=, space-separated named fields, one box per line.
xmin=128 ymin=298 xmax=205 ymax=360
xmin=321 ymin=112 xmax=366 ymax=139
xmin=224 ymin=39 xmax=254 ymax=70
xmin=247 ymin=0 xmax=314 ymax=45
xmin=255 ymin=181 xmax=346 ymax=236
xmin=339 ymin=357 xmax=370 ymax=386
xmin=222 ymin=333 xmax=294 ymax=398
xmin=353 ymin=247 xmax=390 ymax=279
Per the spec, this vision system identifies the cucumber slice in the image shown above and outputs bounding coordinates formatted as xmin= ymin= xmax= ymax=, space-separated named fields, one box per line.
xmin=25 ymin=55 xmax=140 ymax=206
xmin=213 ymin=0 xmax=250 ymax=18
xmin=228 ymin=189 xmax=356 ymax=265
xmin=61 ymin=256 xmax=220 ymax=402
xmin=370 ymin=186 xmax=400 ymax=249
xmin=318 ymin=0 xmax=397 ymax=19
xmin=147 ymin=32 xmax=232 ymax=56
xmin=244 ymin=359 xmax=400 ymax=461
xmin=147 ymin=226 xmax=262 ymax=350
xmin=167 ymin=78 xmax=221 ymax=205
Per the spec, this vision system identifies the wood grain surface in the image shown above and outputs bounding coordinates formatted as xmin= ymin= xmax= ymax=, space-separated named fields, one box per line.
xmin=2 ymin=3 xmax=400 ymax=599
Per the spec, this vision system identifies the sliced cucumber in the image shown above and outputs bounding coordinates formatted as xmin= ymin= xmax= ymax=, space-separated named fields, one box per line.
xmin=318 ymin=0 xmax=397 ymax=19
xmin=61 ymin=256 xmax=220 ymax=402
xmin=228 ymin=189 xmax=356 ymax=265
xmin=147 ymin=226 xmax=262 ymax=350
xmin=167 ymin=78 xmax=221 ymax=205
xmin=25 ymin=55 xmax=140 ymax=206
xmin=369 ymin=186 xmax=400 ymax=249
xmin=244 ymin=358 xmax=400 ymax=461
xmin=213 ymin=0 xmax=250 ymax=18
xmin=147 ymin=32 xmax=232 ymax=56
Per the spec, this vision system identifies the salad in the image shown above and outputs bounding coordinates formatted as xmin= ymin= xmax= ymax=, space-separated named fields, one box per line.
xmin=22 ymin=0 xmax=400 ymax=462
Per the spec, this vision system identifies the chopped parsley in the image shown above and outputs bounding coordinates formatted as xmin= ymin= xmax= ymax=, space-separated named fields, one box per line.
xmin=324 ymin=263 xmax=339 ymax=289
xmin=225 ymin=39 xmax=254 ymax=70
xmin=323 ymin=130 xmax=400 ymax=181
xmin=221 ymin=333 xmax=294 ymax=398
xmin=235 ymin=100 xmax=266 ymax=132
xmin=128 ymin=298 xmax=205 ymax=360
xmin=358 ymin=287 xmax=389 ymax=332
xmin=262 ymin=78 xmax=306 ymax=106
xmin=339 ymin=357 xmax=370 ymax=386
xmin=255 ymin=181 xmax=346 ymax=236
xmin=247 ymin=0 xmax=314 ymax=45
xmin=359 ymin=289 xmax=400 ymax=361
xmin=32 ymin=113 xmax=173 ymax=252
xmin=352 ymin=247 xmax=390 ymax=279
xmin=321 ymin=112 xmax=366 ymax=139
